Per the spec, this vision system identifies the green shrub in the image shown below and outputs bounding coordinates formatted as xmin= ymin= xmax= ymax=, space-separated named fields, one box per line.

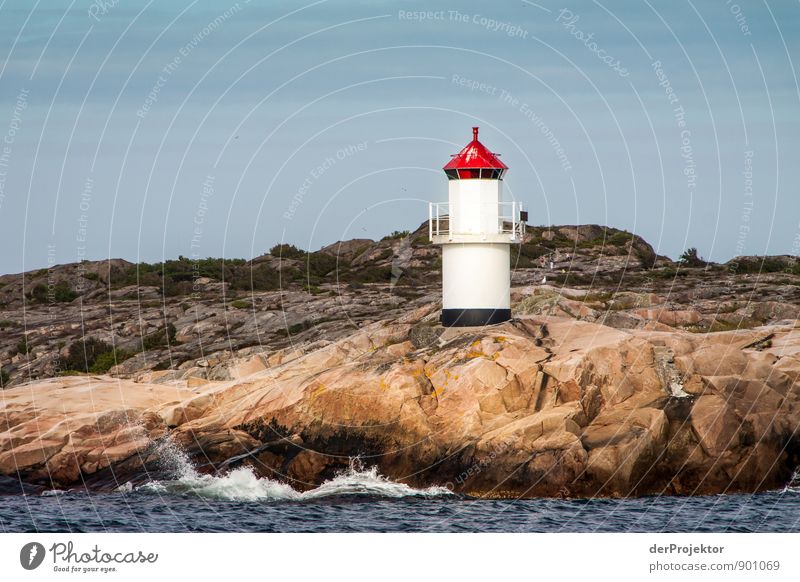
xmin=53 ymin=281 xmax=77 ymax=302
xmin=16 ymin=339 xmax=30 ymax=354
xmin=142 ymin=323 xmax=177 ymax=351
xmin=269 ymin=244 xmax=306 ymax=260
xmin=61 ymin=337 xmax=136 ymax=374
xmin=162 ymin=280 xmax=193 ymax=297
xmin=411 ymin=234 xmax=431 ymax=247
xmin=304 ymin=252 xmax=339 ymax=279
xmin=382 ymin=230 xmax=409 ymax=241
xmin=512 ymin=242 xmax=549 ymax=267
xmin=0 ymin=368 xmax=9 ymax=388
xmin=61 ymin=337 xmax=112 ymax=372
xmin=229 ymin=264 xmax=282 ymax=291
xmin=25 ymin=281 xmax=78 ymax=303
xmin=108 ymin=257 xmax=247 ymax=290
xmin=230 ymin=300 xmax=250 ymax=309
xmin=728 ymin=256 xmax=799 ymax=275
xmin=0 ymin=320 xmax=18 ymax=329
xmin=343 ymin=265 xmax=392 ymax=284
xmin=82 ymin=272 xmax=100 ymax=281
xmin=288 ymin=321 xmax=310 ymax=334
xmin=275 ymin=320 xmax=317 ymax=337
xmin=89 ymin=349 xmax=134 ymax=374
xmin=606 ymin=231 xmax=632 ymax=247
xmin=29 ymin=283 xmax=47 ymax=302
xmin=679 ymin=247 xmax=707 ymax=267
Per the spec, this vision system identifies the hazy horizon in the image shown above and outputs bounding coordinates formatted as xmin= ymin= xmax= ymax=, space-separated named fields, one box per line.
xmin=1 ymin=0 xmax=798 ymax=275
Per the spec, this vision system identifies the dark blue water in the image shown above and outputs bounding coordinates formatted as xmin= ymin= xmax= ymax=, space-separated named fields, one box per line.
xmin=3 ymin=446 xmax=797 ymax=532
xmin=1 ymin=489 xmax=798 ymax=533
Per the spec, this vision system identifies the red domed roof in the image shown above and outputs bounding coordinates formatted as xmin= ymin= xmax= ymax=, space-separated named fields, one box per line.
xmin=443 ymin=127 xmax=508 ymax=171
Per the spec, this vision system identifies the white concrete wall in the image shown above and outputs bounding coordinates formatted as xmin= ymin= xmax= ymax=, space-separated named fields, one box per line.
xmin=442 ymin=243 xmax=510 ymax=309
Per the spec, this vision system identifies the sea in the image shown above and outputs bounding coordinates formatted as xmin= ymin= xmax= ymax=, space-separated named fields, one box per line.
xmin=1 ymin=441 xmax=798 ymax=533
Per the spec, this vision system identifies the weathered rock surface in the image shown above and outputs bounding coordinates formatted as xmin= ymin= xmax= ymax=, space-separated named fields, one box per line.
xmin=1 ymin=224 xmax=798 ymax=497
xmin=2 ymin=223 xmax=798 ymax=389
xmin=2 ymin=312 xmax=798 ymax=498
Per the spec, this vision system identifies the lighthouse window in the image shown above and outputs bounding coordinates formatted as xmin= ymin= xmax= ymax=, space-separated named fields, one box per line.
xmin=446 ymin=168 xmax=504 ymax=179
xmin=457 ymin=169 xmax=481 ymax=179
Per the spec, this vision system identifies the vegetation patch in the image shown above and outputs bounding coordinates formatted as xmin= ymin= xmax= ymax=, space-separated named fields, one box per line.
xmin=60 ymin=337 xmax=116 ymax=373
xmin=89 ymin=349 xmax=134 ymax=374
xmin=511 ymin=242 xmax=550 ymax=267
xmin=269 ymin=244 xmax=306 ymax=260
xmin=16 ymin=339 xmax=31 ymax=354
xmin=727 ymin=256 xmax=800 ymax=275
xmin=59 ymin=325 xmax=174 ymax=374
xmin=381 ymin=230 xmax=409 ymax=241
xmin=411 ymin=233 xmax=431 ymax=247
xmin=141 ymin=323 xmax=177 ymax=351
xmin=276 ymin=320 xmax=316 ymax=337
xmin=340 ymin=265 xmax=393 ymax=284
xmin=686 ymin=316 xmax=764 ymax=334
xmin=229 ymin=264 xmax=283 ymax=291
xmin=679 ymin=247 xmax=708 ymax=268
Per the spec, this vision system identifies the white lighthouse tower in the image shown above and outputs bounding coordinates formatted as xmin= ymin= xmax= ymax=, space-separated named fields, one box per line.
xmin=429 ymin=127 xmax=526 ymax=327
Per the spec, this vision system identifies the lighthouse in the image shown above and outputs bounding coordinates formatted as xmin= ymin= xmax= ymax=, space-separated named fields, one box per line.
xmin=429 ymin=127 xmax=526 ymax=327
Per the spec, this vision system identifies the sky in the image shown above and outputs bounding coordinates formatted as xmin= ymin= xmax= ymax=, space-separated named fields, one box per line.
xmin=0 ymin=0 xmax=798 ymax=274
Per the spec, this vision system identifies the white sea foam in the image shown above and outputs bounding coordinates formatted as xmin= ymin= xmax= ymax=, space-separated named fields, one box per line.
xmin=782 ymin=467 xmax=800 ymax=493
xmin=302 ymin=464 xmax=452 ymax=500
xmin=40 ymin=489 xmax=66 ymax=497
xmin=151 ymin=436 xmax=198 ymax=479
xmin=125 ymin=438 xmax=452 ymax=501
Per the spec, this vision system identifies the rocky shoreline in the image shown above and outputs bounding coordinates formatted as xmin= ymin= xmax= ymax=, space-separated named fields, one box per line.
xmin=1 ymin=311 xmax=798 ymax=498
xmin=1 ymin=223 xmax=799 ymax=497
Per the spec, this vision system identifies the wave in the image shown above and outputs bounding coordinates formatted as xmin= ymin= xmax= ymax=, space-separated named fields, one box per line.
xmin=40 ymin=489 xmax=66 ymax=497
xmin=120 ymin=438 xmax=452 ymax=502
xmin=301 ymin=464 xmax=452 ymax=500
xmin=782 ymin=467 xmax=800 ymax=493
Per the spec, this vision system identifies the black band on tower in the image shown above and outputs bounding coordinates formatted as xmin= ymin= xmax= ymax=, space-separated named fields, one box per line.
xmin=440 ymin=308 xmax=511 ymax=327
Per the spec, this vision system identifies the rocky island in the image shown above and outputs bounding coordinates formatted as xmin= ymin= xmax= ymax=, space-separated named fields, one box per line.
xmin=1 ymin=223 xmax=799 ymax=498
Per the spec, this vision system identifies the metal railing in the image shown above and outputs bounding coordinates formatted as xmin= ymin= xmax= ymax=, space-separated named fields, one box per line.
xmin=428 ymin=201 xmax=526 ymax=241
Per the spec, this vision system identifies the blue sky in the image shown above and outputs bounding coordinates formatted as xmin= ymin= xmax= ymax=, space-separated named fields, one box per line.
xmin=0 ymin=0 xmax=798 ymax=273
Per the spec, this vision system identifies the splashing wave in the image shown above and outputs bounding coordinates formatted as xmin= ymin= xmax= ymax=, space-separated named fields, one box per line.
xmin=119 ymin=438 xmax=452 ymax=501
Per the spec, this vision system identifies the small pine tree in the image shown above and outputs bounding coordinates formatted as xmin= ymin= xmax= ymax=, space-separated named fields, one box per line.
xmin=679 ymin=247 xmax=706 ymax=267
